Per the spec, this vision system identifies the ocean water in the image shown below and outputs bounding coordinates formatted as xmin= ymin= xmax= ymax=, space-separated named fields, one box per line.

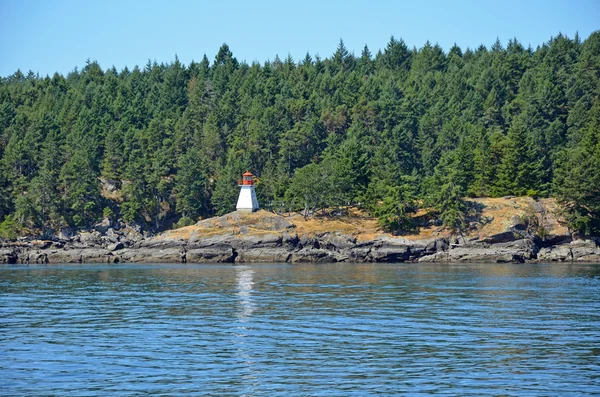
xmin=1 ymin=262 xmax=599 ymax=396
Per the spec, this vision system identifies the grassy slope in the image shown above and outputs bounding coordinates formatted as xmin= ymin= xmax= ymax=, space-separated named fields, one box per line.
xmin=158 ymin=197 xmax=568 ymax=241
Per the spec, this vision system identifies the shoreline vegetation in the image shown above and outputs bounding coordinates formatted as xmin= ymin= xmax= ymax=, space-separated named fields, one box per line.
xmin=2 ymin=197 xmax=599 ymax=264
xmin=1 ymin=32 xmax=599 ymax=255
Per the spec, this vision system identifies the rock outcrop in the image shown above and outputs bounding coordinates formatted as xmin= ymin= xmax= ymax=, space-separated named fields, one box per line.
xmin=2 ymin=211 xmax=599 ymax=265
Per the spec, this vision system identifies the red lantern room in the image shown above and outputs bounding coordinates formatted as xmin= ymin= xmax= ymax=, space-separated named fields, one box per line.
xmin=239 ymin=172 xmax=254 ymax=186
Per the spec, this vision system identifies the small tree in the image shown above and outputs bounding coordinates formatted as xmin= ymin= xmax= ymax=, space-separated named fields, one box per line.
xmin=285 ymin=161 xmax=334 ymax=218
xmin=434 ymin=182 xmax=468 ymax=233
xmin=372 ymin=184 xmax=417 ymax=234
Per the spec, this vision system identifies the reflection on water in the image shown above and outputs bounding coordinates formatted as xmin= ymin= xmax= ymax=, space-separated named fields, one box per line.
xmin=234 ymin=266 xmax=260 ymax=393
xmin=1 ymin=262 xmax=600 ymax=396
xmin=236 ymin=266 xmax=255 ymax=320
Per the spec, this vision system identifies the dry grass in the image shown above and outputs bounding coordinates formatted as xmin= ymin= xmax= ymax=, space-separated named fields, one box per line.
xmin=289 ymin=207 xmax=382 ymax=240
xmin=159 ymin=210 xmax=293 ymax=240
xmin=158 ymin=197 xmax=567 ymax=241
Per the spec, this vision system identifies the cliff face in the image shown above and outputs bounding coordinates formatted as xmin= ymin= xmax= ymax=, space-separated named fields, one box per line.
xmin=1 ymin=199 xmax=599 ymax=264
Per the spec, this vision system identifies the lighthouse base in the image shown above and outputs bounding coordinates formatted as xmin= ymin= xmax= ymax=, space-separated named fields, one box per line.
xmin=236 ymin=185 xmax=260 ymax=213
xmin=236 ymin=208 xmax=256 ymax=214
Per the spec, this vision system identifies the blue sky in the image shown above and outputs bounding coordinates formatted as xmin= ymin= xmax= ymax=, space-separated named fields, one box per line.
xmin=1 ymin=0 xmax=598 ymax=77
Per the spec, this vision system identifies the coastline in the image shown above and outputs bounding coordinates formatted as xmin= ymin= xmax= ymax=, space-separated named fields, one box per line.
xmin=2 ymin=219 xmax=599 ymax=265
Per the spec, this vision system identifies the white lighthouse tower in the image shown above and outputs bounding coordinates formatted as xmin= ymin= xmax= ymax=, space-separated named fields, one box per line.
xmin=236 ymin=172 xmax=259 ymax=213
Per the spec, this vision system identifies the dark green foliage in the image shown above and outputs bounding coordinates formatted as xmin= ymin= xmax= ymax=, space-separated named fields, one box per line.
xmin=0 ymin=215 xmax=19 ymax=240
xmin=284 ymin=160 xmax=338 ymax=218
xmin=371 ymin=181 xmax=418 ymax=234
xmin=434 ymin=182 xmax=468 ymax=233
xmin=425 ymin=149 xmax=470 ymax=232
xmin=553 ymin=103 xmax=600 ymax=236
xmin=175 ymin=149 xmax=207 ymax=220
xmin=0 ymin=32 xmax=599 ymax=235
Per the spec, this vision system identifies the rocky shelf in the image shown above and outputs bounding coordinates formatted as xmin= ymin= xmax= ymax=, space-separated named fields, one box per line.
xmin=2 ymin=210 xmax=599 ymax=265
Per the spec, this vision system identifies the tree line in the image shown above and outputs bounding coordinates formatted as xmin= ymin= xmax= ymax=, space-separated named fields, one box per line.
xmin=0 ymin=32 xmax=599 ymax=238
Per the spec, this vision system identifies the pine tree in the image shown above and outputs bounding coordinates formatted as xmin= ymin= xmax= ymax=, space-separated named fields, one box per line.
xmin=554 ymin=103 xmax=600 ymax=235
xmin=175 ymin=149 xmax=207 ymax=222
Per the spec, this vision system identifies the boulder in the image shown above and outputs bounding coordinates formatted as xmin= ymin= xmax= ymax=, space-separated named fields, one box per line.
xmin=282 ymin=232 xmax=300 ymax=247
xmin=105 ymin=228 xmax=120 ymax=243
xmin=369 ymin=237 xmax=412 ymax=262
xmin=74 ymin=231 xmax=103 ymax=247
xmin=298 ymin=236 xmax=318 ymax=249
xmin=348 ymin=246 xmax=373 ymax=262
xmin=480 ymin=231 xmax=519 ymax=244
xmin=316 ymin=233 xmax=356 ymax=251
xmin=94 ymin=218 xmax=112 ymax=234
xmin=537 ymin=246 xmax=571 ymax=262
xmin=542 ymin=233 xmax=572 ymax=247
xmin=537 ymin=239 xmax=600 ymax=262
xmin=107 ymin=242 xmax=124 ymax=252
xmin=256 ymin=216 xmax=294 ymax=231
xmin=0 ymin=248 xmax=19 ymax=264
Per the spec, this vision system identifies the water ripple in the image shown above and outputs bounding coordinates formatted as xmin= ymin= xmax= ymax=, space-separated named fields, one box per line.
xmin=1 ymin=262 xmax=600 ymax=396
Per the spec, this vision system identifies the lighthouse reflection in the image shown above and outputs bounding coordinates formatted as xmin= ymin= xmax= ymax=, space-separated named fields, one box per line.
xmin=233 ymin=266 xmax=260 ymax=389
xmin=235 ymin=266 xmax=255 ymax=321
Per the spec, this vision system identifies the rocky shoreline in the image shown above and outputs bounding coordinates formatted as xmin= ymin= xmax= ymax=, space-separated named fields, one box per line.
xmin=2 ymin=220 xmax=599 ymax=265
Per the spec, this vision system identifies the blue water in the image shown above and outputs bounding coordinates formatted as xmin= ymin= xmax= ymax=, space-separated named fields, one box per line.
xmin=1 ymin=262 xmax=599 ymax=396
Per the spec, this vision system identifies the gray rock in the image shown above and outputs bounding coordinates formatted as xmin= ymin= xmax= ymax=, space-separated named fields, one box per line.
xmin=111 ymin=248 xmax=183 ymax=263
xmin=188 ymin=235 xmax=233 ymax=250
xmin=57 ymin=228 xmax=75 ymax=240
xmin=290 ymin=248 xmax=335 ymax=262
xmin=239 ymin=225 xmax=250 ymax=234
xmin=451 ymin=236 xmax=469 ymax=246
xmin=106 ymin=228 xmax=120 ymax=243
xmin=570 ymin=240 xmax=600 ymax=260
xmin=186 ymin=248 xmax=236 ymax=263
xmin=419 ymin=239 xmax=535 ymax=263
xmin=235 ymin=248 xmax=291 ymax=263
xmin=236 ymin=234 xmax=282 ymax=249
xmin=480 ymin=231 xmax=519 ymax=244
xmin=282 ymin=233 xmax=299 ymax=246
xmin=0 ymin=248 xmax=19 ymax=264
xmin=542 ymin=233 xmax=572 ymax=247
xmin=427 ymin=238 xmax=449 ymax=254
xmin=107 ymin=242 xmax=124 ymax=252
xmin=537 ymin=246 xmax=571 ymax=262
xmin=369 ymin=245 xmax=410 ymax=262
xmin=317 ymin=233 xmax=356 ymax=251
xmin=137 ymin=238 xmax=186 ymax=249
xmin=298 ymin=236 xmax=318 ymax=249
xmin=348 ymin=246 xmax=372 ymax=262
xmin=532 ymin=202 xmax=545 ymax=213
xmin=76 ymin=231 xmax=103 ymax=247
xmin=94 ymin=218 xmax=112 ymax=234
xmin=537 ymin=239 xmax=600 ymax=262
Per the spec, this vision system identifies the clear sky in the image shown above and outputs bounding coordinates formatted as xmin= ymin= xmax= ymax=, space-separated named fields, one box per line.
xmin=1 ymin=0 xmax=598 ymax=78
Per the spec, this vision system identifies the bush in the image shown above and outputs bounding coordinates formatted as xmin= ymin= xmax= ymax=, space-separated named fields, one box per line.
xmin=174 ymin=216 xmax=196 ymax=229
xmin=0 ymin=216 xmax=20 ymax=241
xmin=103 ymin=206 xmax=115 ymax=220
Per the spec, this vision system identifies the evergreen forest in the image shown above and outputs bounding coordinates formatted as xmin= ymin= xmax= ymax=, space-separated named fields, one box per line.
xmin=1 ymin=32 xmax=599 ymax=238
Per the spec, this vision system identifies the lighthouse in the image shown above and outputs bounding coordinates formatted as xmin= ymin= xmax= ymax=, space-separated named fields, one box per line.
xmin=236 ymin=172 xmax=259 ymax=213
